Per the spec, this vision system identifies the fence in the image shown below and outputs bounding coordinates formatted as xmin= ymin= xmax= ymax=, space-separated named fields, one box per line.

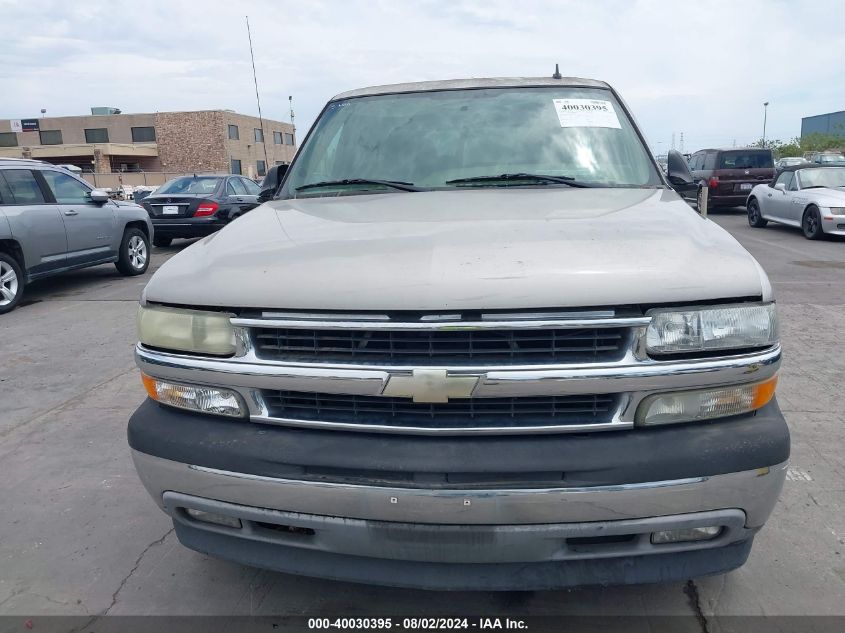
xmin=80 ymin=171 xmax=224 ymax=189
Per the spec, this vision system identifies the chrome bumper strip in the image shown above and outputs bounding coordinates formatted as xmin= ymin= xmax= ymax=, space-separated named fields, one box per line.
xmin=131 ymin=450 xmax=788 ymax=528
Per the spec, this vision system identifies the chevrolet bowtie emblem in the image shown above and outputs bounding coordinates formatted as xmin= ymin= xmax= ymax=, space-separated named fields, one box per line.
xmin=382 ymin=369 xmax=480 ymax=403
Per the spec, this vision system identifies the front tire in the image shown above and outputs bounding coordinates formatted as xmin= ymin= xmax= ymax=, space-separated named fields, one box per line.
xmin=115 ymin=228 xmax=150 ymax=276
xmin=802 ymin=206 xmax=824 ymax=240
xmin=747 ymin=198 xmax=767 ymax=228
xmin=0 ymin=252 xmax=24 ymax=314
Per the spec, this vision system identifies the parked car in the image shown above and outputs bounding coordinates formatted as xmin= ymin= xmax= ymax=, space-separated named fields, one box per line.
xmin=747 ymin=165 xmax=845 ymax=239
xmin=129 ymin=76 xmax=786 ymax=591
xmin=806 ymin=151 xmax=845 ymax=166
xmin=139 ymin=174 xmax=260 ymax=247
xmin=0 ymin=158 xmax=152 ymax=314
xmin=775 ymin=156 xmax=809 ymax=169
xmin=687 ymin=148 xmax=775 ymax=212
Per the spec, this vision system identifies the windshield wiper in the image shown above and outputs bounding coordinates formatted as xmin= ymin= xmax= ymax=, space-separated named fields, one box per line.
xmin=295 ymin=179 xmax=422 ymax=193
xmin=445 ymin=173 xmax=595 ymax=188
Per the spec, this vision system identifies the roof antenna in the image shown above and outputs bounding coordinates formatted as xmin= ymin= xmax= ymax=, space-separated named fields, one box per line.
xmin=552 ymin=63 xmax=562 ymax=79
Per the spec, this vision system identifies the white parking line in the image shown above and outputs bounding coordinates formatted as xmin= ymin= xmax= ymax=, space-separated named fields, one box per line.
xmin=786 ymin=467 xmax=813 ymax=482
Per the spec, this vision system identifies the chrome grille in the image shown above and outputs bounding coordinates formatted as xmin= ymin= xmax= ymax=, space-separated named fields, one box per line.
xmin=261 ymin=390 xmax=618 ymax=430
xmin=252 ymin=327 xmax=628 ymax=365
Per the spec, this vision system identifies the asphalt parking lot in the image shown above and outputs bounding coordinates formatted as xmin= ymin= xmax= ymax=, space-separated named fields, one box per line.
xmin=1 ymin=210 xmax=844 ymax=622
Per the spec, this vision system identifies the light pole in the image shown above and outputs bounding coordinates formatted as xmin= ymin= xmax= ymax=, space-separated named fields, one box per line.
xmin=762 ymin=101 xmax=769 ymax=146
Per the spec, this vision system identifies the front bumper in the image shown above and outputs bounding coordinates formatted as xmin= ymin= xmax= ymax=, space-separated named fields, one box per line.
xmin=129 ymin=399 xmax=789 ymax=589
xmin=821 ymin=214 xmax=845 ymax=236
xmin=165 ymin=488 xmax=758 ymax=590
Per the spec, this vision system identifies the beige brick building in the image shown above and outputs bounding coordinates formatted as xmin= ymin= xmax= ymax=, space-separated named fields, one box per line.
xmin=0 ymin=109 xmax=297 ymax=181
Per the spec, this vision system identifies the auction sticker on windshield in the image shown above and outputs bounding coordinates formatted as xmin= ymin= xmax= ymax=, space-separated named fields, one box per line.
xmin=553 ymin=99 xmax=621 ymax=129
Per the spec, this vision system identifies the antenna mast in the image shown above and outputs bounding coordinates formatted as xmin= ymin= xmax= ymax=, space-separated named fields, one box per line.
xmin=246 ymin=16 xmax=269 ymax=171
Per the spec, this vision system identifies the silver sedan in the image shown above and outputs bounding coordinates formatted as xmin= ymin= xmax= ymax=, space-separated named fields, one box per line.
xmin=746 ymin=165 xmax=845 ymax=239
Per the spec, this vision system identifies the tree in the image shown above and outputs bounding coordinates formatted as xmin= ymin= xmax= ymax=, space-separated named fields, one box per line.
xmin=752 ymin=132 xmax=844 ymax=159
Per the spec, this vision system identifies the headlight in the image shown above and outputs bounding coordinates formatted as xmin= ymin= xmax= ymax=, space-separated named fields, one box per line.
xmin=137 ymin=304 xmax=235 ymax=355
xmin=829 ymin=207 xmax=845 ymax=215
xmin=636 ymin=376 xmax=777 ymax=426
xmin=646 ymin=303 xmax=777 ymax=355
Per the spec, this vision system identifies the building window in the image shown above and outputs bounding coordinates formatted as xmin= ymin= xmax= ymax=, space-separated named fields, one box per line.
xmin=254 ymin=128 xmax=264 ymax=143
xmin=39 ymin=130 xmax=63 ymax=145
xmin=0 ymin=132 xmax=18 ymax=147
xmin=284 ymin=132 xmax=295 ymax=146
xmin=131 ymin=126 xmax=156 ymax=142
xmin=256 ymin=160 xmax=266 ymax=177
xmin=273 ymin=131 xmax=283 ymax=145
xmin=84 ymin=128 xmax=109 ymax=143
xmin=228 ymin=124 xmax=239 ymax=140
xmin=230 ymin=159 xmax=242 ymax=175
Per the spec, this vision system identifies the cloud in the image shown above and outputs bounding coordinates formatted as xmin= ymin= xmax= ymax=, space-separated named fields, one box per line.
xmin=1 ymin=0 xmax=843 ymax=151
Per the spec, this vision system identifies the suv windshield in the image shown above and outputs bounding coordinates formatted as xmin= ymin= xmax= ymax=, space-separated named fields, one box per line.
xmin=157 ymin=176 xmax=222 ymax=195
xmin=283 ymin=87 xmax=660 ymax=197
xmin=719 ymin=150 xmax=773 ymax=169
xmin=798 ymin=166 xmax=845 ymax=189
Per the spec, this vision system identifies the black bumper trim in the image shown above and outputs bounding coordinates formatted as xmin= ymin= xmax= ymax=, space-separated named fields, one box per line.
xmin=128 ymin=398 xmax=789 ymax=488
xmin=174 ymin=520 xmax=753 ymax=591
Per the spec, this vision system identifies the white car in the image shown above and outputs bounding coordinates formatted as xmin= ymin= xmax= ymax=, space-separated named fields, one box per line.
xmin=774 ymin=157 xmax=808 ymax=169
xmin=746 ymin=165 xmax=845 ymax=239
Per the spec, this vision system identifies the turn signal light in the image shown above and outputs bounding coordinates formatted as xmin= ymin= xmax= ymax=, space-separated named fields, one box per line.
xmin=194 ymin=201 xmax=219 ymax=217
xmin=636 ymin=375 xmax=778 ymax=426
xmin=141 ymin=373 xmax=245 ymax=417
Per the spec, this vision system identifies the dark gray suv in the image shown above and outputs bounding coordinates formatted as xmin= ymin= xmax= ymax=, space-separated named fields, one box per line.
xmin=0 ymin=159 xmax=154 ymax=313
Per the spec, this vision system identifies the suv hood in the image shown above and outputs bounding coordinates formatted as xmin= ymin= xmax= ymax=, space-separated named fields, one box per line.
xmin=143 ymin=188 xmax=767 ymax=311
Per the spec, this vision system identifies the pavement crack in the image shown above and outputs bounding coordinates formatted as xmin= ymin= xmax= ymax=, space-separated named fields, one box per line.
xmin=683 ymin=579 xmax=711 ymax=633
xmin=102 ymin=527 xmax=174 ymax=616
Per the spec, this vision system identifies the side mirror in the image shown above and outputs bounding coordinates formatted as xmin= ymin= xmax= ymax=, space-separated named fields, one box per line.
xmin=258 ymin=164 xmax=288 ymax=203
xmin=666 ymin=150 xmax=696 ymax=192
xmin=774 ymin=183 xmax=786 ymax=192
xmin=89 ymin=189 xmax=110 ymax=203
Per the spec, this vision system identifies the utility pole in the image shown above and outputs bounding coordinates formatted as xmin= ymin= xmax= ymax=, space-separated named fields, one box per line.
xmin=246 ymin=16 xmax=269 ymax=171
xmin=671 ymin=132 xmax=676 ymax=151
xmin=679 ymin=132 xmax=684 ymax=153
xmin=762 ymin=101 xmax=769 ymax=146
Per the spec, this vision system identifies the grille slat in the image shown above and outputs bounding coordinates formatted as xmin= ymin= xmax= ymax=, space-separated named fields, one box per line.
xmin=261 ymin=390 xmax=617 ymax=429
xmin=253 ymin=327 xmax=628 ymax=365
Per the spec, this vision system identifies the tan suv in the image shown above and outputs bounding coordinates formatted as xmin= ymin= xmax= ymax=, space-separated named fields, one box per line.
xmin=128 ymin=77 xmax=787 ymax=590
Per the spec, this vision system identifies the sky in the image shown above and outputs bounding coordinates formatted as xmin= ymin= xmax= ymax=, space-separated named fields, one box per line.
xmin=2 ymin=0 xmax=843 ymax=154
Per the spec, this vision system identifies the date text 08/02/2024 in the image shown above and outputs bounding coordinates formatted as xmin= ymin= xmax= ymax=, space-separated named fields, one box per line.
xmin=307 ymin=618 xmax=528 ymax=630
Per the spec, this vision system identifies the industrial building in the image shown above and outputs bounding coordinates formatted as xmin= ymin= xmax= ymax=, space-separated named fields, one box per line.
xmin=0 ymin=108 xmax=297 ymax=184
xmin=801 ymin=110 xmax=845 ymax=139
